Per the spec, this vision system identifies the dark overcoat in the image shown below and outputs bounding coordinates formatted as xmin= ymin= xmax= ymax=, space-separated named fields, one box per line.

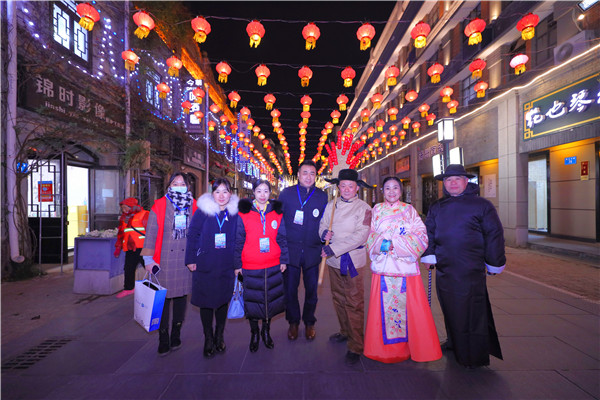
xmin=185 ymin=194 xmax=239 ymax=309
xmin=422 ymin=183 xmax=506 ymax=367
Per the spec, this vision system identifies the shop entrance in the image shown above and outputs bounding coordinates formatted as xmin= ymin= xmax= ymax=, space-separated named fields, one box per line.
xmin=66 ymin=166 xmax=90 ymax=248
xmin=528 ymin=154 xmax=549 ymax=233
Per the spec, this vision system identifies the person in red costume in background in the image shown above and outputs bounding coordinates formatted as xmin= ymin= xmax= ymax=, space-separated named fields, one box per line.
xmin=114 ymin=197 xmax=149 ymax=298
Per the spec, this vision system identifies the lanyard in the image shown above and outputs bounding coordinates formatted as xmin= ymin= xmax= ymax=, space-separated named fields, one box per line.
xmin=253 ymin=200 xmax=268 ymax=235
xmin=215 ymin=210 xmax=228 ymax=233
xmin=165 ymin=194 xmax=189 ymax=212
xmin=296 ymin=185 xmax=316 ymax=210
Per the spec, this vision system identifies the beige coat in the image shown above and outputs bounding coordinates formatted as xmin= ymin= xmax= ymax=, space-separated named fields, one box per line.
xmin=319 ymin=197 xmax=372 ymax=269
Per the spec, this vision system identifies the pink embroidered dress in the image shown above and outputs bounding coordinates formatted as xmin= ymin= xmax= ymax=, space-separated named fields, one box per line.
xmin=364 ymin=201 xmax=442 ymax=363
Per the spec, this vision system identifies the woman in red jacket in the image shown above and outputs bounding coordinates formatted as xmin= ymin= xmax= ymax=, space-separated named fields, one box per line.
xmin=235 ymin=180 xmax=289 ymax=352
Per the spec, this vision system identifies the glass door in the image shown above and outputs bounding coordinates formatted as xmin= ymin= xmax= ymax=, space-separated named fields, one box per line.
xmin=66 ymin=166 xmax=90 ymax=248
xmin=528 ymin=155 xmax=549 ymax=232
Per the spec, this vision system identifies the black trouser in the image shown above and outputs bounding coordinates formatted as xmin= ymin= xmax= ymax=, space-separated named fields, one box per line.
xmin=159 ymin=296 xmax=187 ymax=331
xmin=283 ymin=257 xmax=319 ymax=326
xmin=200 ymin=303 xmax=228 ymax=333
xmin=123 ymin=248 xmax=144 ymax=290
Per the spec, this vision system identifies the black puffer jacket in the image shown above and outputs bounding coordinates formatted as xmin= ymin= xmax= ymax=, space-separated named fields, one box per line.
xmin=243 ymin=264 xmax=285 ymax=320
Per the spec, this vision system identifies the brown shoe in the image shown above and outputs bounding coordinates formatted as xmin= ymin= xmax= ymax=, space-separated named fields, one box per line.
xmin=287 ymin=323 xmax=299 ymax=341
xmin=305 ymin=325 xmax=316 ymax=341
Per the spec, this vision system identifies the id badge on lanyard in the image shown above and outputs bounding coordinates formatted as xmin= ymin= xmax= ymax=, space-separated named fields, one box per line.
xmin=259 ymin=237 xmax=270 ymax=253
xmin=215 ymin=233 xmax=226 ymax=249
xmin=174 ymin=214 xmax=187 ymax=230
xmin=293 ymin=210 xmax=304 ymax=225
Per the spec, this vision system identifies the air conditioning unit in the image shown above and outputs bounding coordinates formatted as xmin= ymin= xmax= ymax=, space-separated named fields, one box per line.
xmin=554 ymin=30 xmax=594 ymax=64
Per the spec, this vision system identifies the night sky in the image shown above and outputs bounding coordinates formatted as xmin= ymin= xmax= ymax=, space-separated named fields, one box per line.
xmin=182 ymin=1 xmax=397 ymax=173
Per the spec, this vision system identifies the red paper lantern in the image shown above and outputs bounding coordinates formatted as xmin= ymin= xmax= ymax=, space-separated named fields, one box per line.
xmin=133 ymin=10 xmax=155 ymax=39
xmin=298 ymin=66 xmax=313 ymax=87
xmin=121 ymin=50 xmax=139 ymax=71
xmin=427 ymin=63 xmax=444 ymax=83
xmin=400 ymin=130 xmax=406 ymax=139
xmin=440 ymin=86 xmax=454 ymax=103
xmin=302 ymin=23 xmax=320 ymax=50
xmin=474 ymin=81 xmax=488 ymax=98
xmin=194 ymin=111 xmax=204 ymax=121
xmin=510 ymin=54 xmax=529 ymax=75
xmin=367 ymin=127 xmax=376 ymax=138
xmin=301 ymin=111 xmax=311 ymax=124
xmin=208 ymin=120 xmax=217 ymax=131
xmin=210 ymin=103 xmax=221 ymax=114
xmin=387 ymin=107 xmax=398 ymax=121
xmin=215 ymin=61 xmax=231 ymax=83
xmin=255 ymin=64 xmax=270 ymax=86
xmin=391 ymin=137 xmax=398 ymax=145
xmin=247 ymin=20 xmax=265 ymax=48
xmin=469 ymin=59 xmax=487 ymax=79
xmin=337 ymin=94 xmax=349 ymax=111
xmin=247 ymin=118 xmax=255 ymax=129
xmin=181 ymin=101 xmax=192 ymax=114
xmin=220 ymin=114 xmax=229 ymax=127
xmin=401 ymin=117 xmax=411 ymax=130
xmin=360 ymin=134 xmax=368 ymax=142
xmin=356 ymin=23 xmax=376 ymax=50
xmin=271 ymin=109 xmax=281 ymax=123
xmin=228 ymin=91 xmax=240 ymax=108
xmin=370 ymin=93 xmax=384 ymax=109
xmin=192 ymin=87 xmax=205 ymax=104
xmin=272 ymin=121 xmax=281 ymax=132
xmin=426 ymin=113 xmax=436 ymax=126
xmin=341 ymin=67 xmax=356 ymax=88
xmin=76 ymin=3 xmax=99 ymax=31
xmin=412 ymin=122 xmax=421 ymax=133
xmin=331 ymin=110 xmax=341 ymax=124
xmin=226 ymin=135 xmax=232 ymax=145
xmin=351 ymin=121 xmax=360 ymax=132
xmin=375 ymin=119 xmax=385 ymax=132
xmin=166 ymin=56 xmax=183 ymax=77
xmin=191 ymin=16 xmax=211 ymax=43
xmin=361 ymin=108 xmax=370 ymax=122
xmin=385 ymin=65 xmax=400 ymax=86
xmin=389 ymin=124 xmax=398 ymax=135
xmin=264 ymin=93 xmax=276 ymax=111
xmin=411 ymin=21 xmax=430 ymax=49
xmin=240 ymin=107 xmax=251 ymax=121
xmin=156 ymin=82 xmax=170 ymax=99
xmin=301 ymin=95 xmax=312 ymax=112
xmin=405 ymin=90 xmax=418 ymax=103
xmin=447 ymin=100 xmax=459 ymax=114
xmin=516 ymin=13 xmax=539 ymax=41
xmin=464 ymin=18 xmax=486 ymax=46
xmin=325 ymin=122 xmax=334 ymax=133
xmin=418 ymin=103 xmax=430 ymax=117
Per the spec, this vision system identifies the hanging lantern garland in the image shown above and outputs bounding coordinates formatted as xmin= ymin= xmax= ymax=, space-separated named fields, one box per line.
xmin=302 ymin=23 xmax=321 ymax=50
xmin=298 ymin=66 xmax=313 ymax=87
xmin=341 ymin=67 xmax=356 ymax=88
xmin=255 ymin=64 xmax=270 ymax=86
xmin=337 ymin=94 xmax=349 ymax=111
xmin=191 ymin=16 xmax=211 ymax=43
xmin=247 ymin=20 xmax=265 ymax=48
xmin=133 ymin=10 xmax=155 ymax=39
xmin=215 ymin=61 xmax=231 ymax=83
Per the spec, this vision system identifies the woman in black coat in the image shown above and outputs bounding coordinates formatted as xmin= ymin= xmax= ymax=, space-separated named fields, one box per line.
xmin=185 ymin=178 xmax=239 ymax=358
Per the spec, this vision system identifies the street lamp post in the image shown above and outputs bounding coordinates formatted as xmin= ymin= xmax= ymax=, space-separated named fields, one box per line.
xmin=437 ymin=118 xmax=454 ymax=169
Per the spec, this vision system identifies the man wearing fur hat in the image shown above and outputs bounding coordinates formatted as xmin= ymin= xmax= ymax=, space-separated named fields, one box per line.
xmin=421 ymin=164 xmax=506 ymax=368
xmin=319 ymin=169 xmax=372 ymax=365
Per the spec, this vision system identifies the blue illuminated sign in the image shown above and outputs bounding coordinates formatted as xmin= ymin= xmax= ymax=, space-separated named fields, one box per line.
xmin=564 ymin=156 xmax=577 ymax=165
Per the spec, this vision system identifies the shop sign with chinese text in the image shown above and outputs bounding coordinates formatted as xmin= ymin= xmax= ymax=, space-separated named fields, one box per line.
xmin=523 ymin=72 xmax=599 ymax=140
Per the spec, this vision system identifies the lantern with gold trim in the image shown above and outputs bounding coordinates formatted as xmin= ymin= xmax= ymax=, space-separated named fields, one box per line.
xmin=469 ymin=59 xmax=486 ymax=79
xmin=193 ymin=111 xmax=204 ymax=121
xmin=191 ymin=16 xmax=211 ymax=43
xmin=301 ymin=111 xmax=311 ymax=124
xmin=133 ymin=10 xmax=154 ymax=39
xmin=228 ymin=91 xmax=240 ymax=108
xmin=209 ymin=104 xmax=221 ymax=114
xmin=216 ymin=61 xmax=231 ymax=83
xmin=376 ymin=119 xmax=385 ymax=132
xmin=208 ymin=120 xmax=217 ymax=132
xmin=516 ymin=13 xmax=539 ymax=41
xmin=247 ymin=118 xmax=255 ymax=130
xmin=254 ymin=127 xmax=262 ymax=137
xmin=387 ymin=107 xmax=398 ymax=121
xmin=474 ymin=81 xmax=488 ymax=98
xmin=121 ymin=50 xmax=139 ymax=71
xmin=401 ymin=117 xmax=411 ymax=130
xmin=427 ymin=63 xmax=444 ymax=83
xmin=412 ymin=122 xmax=421 ymax=134
xmin=220 ymin=114 xmax=229 ymax=127
xmin=331 ymin=110 xmax=341 ymax=124
xmin=247 ymin=20 xmax=265 ymax=48
xmin=240 ymin=107 xmax=251 ymax=121
xmin=405 ymin=90 xmax=418 ymax=103
xmin=391 ymin=136 xmax=398 ymax=146
xmin=464 ymin=18 xmax=486 ymax=46
xmin=426 ymin=113 xmax=436 ymax=126
xmin=181 ymin=101 xmax=192 ymax=114
xmin=76 ymin=3 xmax=99 ymax=31
xmin=351 ymin=121 xmax=360 ymax=133
xmin=264 ymin=94 xmax=276 ymax=111
xmin=418 ymin=103 xmax=430 ymax=117
xmin=341 ymin=67 xmax=356 ymax=88
xmin=356 ymin=23 xmax=376 ymax=50
xmin=166 ymin=56 xmax=183 ymax=77
xmin=370 ymin=93 xmax=383 ymax=109
xmin=271 ymin=109 xmax=281 ymax=123
xmin=440 ymin=86 xmax=454 ymax=103
xmin=301 ymin=95 xmax=312 ymax=112
xmin=447 ymin=100 xmax=459 ymax=114
xmin=255 ymin=64 xmax=270 ymax=86
xmin=192 ymin=87 xmax=205 ymax=104
xmin=298 ymin=66 xmax=313 ymax=87
xmin=510 ymin=54 xmax=528 ymax=75
xmin=389 ymin=124 xmax=398 ymax=136
xmin=400 ymin=130 xmax=407 ymax=139
xmin=411 ymin=21 xmax=430 ymax=49
xmin=361 ymin=108 xmax=370 ymax=122
xmin=385 ymin=65 xmax=400 ymax=86
xmin=325 ymin=122 xmax=334 ymax=133
xmin=156 ymin=82 xmax=170 ymax=99
xmin=337 ymin=94 xmax=349 ymax=111
xmin=302 ymin=23 xmax=320 ymax=50
xmin=272 ymin=120 xmax=281 ymax=132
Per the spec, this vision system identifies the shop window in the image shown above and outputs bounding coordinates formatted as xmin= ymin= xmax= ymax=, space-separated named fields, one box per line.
xmin=535 ymin=15 xmax=557 ymax=65
xmin=94 ymin=169 xmax=120 ymax=214
xmin=52 ymin=1 xmax=90 ymax=65
xmin=461 ymin=74 xmax=478 ymax=107
xmin=145 ymin=70 xmax=162 ymax=110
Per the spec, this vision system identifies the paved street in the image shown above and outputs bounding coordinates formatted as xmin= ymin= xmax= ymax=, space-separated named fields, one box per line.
xmin=1 ymin=247 xmax=599 ymax=400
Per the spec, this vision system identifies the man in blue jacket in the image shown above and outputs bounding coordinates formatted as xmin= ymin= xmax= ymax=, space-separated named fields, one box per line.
xmin=278 ymin=161 xmax=328 ymax=341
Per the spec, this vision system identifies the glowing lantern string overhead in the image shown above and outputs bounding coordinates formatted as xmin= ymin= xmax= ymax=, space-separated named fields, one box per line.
xmin=298 ymin=66 xmax=313 ymax=87
xmin=240 ymin=107 xmax=250 ymax=121
xmin=375 ymin=119 xmax=385 ymax=132
xmin=418 ymin=103 xmax=430 ymax=117
xmin=301 ymin=111 xmax=311 ymax=124
xmin=464 ymin=18 xmax=486 ymax=46
xmin=427 ymin=63 xmax=444 ymax=83
xmin=215 ymin=61 xmax=231 ymax=83
xmin=341 ymin=67 xmax=356 ymax=88
xmin=156 ymin=82 xmax=170 ymax=99
xmin=247 ymin=20 xmax=265 ymax=48
xmin=302 ymin=23 xmax=320 ymax=50
xmin=220 ymin=115 xmax=228 ymax=126
xmin=401 ymin=117 xmax=411 ymax=129
xmin=426 ymin=113 xmax=436 ymax=126
xmin=356 ymin=23 xmax=376 ymax=50
xmin=516 ymin=13 xmax=539 ymax=41
xmin=510 ymin=54 xmax=529 ymax=75
xmin=192 ymin=87 xmax=205 ymax=103
xmin=469 ymin=59 xmax=486 ymax=79
xmin=325 ymin=122 xmax=334 ymax=133
xmin=228 ymin=91 xmax=240 ymax=108
xmin=264 ymin=93 xmax=276 ymax=110
xmin=412 ymin=122 xmax=421 ymax=133
xmin=337 ymin=94 xmax=349 ymax=111
xmin=440 ymin=86 xmax=454 ymax=103
xmin=361 ymin=108 xmax=370 ymax=122
xmin=389 ymin=124 xmax=398 ymax=136
xmin=191 ymin=16 xmax=211 ymax=43
xmin=411 ymin=21 xmax=430 ymax=49
xmin=385 ymin=65 xmax=400 ymax=86
xmin=387 ymin=107 xmax=398 ymax=121
xmin=271 ymin=109 xmax=281 ymax=123
xmin=209 ymin=103 xmax=221 ymax=114
xmin=370 ymin=93 xmax=383 ymax=109
xmin=405 ymin=90 xmax=418 ymax=103
xmin=474 ymin=81 xmax=488 ymax=98
xmin=331 ymin=110 xmax=341 ymax=124
xmin=166 ymin=56 xmax=182 ymax=77
xmin=132 ymin=10 xmax=155 ymax=40
xmin=255 ymin=64 xmax=270 ymax=86
xmin=247 ymin=118 xmax=255 ymax=129
xmin=447 ymin=100 xmax=459 ymax=114
xmin=121 ymin=50 xmax=139 ymax=71
xmin=350 ymin=121 xmax=360 ymax=132
xmin=181 ymin=101 xmax=192 ymax=114
xmin=76 ymin=3 xmax=100 ymax=31
xmin=301 ymin=95 xmax=312 ymax=112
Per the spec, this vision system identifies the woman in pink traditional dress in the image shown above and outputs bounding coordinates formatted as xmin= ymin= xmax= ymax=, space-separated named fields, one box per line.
xmin=364 ymin=177 xmax=442 ymax=363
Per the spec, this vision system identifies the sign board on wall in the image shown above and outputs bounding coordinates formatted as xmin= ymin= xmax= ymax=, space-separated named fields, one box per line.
xmin=484 ymin=175 xmax=496 ymax=198
xmin=395 ymin=156 xmax=410 ymax=173
xmin=581 ymin=161 xmax=589 ymax=180
xmin=523 ymin=72 xmax=600 ymax=140
xmin=38 ymin=181 xmax=53 ymax=202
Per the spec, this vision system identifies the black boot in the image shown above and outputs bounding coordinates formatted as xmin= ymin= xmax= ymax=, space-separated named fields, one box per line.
xmin=170 ymin=322 xmax=182 ymax=350
xmin=203 ymin=327 xmax=215 ymax=358
xmin=261 ymin=319 xmax=274 ymax=349
xmin=158 ymin=328 xmax=170 ymax=356
xmin=215 ymin=322 xmax=226 ymax=353
xmin=249 ymin=319 xmax=260 ymax=353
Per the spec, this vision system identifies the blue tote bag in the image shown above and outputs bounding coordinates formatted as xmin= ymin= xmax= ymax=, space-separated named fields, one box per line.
xmin=227 ymin=277 xmax=245 ymax=319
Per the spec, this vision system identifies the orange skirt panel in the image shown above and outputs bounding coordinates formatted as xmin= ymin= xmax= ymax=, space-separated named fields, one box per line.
xmin=364 ymin=273 xmax=442 ymax=363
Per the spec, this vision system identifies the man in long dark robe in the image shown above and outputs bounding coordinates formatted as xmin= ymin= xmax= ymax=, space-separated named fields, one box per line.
xmin=421 ymin=164 xmax=506 ymax=368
